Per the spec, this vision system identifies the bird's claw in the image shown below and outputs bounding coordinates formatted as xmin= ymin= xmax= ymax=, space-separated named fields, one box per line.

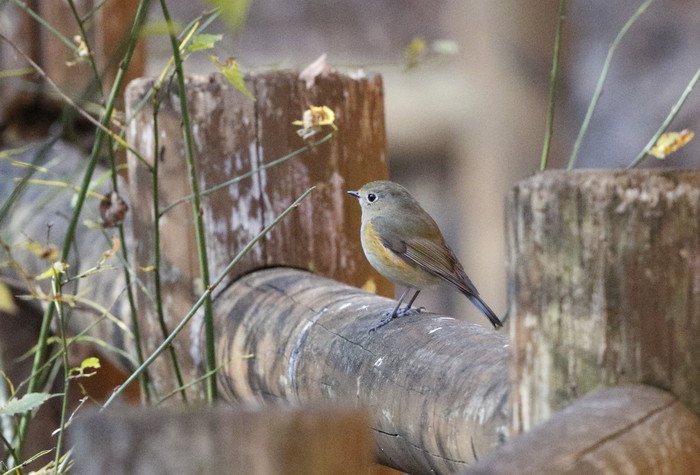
xmin=387 ymin=307 xmax=423 ymax=318
xmin=399 ymin=306 xmax=424 ymax=317
xmin=370 ymin=307 xmax=424 ymax=332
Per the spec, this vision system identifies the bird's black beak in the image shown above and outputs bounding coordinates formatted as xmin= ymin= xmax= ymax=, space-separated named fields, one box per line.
xmin=347 ymin=191 xmax=360 ymax=198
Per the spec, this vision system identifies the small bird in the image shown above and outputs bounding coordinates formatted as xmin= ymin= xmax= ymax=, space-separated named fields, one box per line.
xmin=348 ymin=180 xmax=503 ymax=331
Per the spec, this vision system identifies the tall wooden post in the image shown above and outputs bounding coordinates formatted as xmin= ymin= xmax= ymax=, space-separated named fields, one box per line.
xmin=0 ymin=0 xmax=145 ymax=136
xmin=125 ymin=71 xmax=390 ymax=400
xmin=506 ymin=169 xmax=700 ymax=434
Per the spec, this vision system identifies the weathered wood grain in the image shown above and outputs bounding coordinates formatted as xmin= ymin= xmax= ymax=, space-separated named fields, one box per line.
xmin=125 ymin=72 xmax=389 ymax=400
xmin=506 ymin=170 xmax=700 ymax=433
xmin=464 ymin=384 xmax=700 ymax=474
xmin=213 ymin=267 xmax=509 ymax=475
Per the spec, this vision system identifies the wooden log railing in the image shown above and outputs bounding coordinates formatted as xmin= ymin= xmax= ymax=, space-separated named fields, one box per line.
xmin=212 ymin=267 xmax=509 ymax=474
xmin=465 ymin=384 xmax=700 ymax=474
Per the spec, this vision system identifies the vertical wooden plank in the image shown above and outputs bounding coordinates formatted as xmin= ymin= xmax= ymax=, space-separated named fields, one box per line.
xmin=253 ymin=71 xmax=390 ymax=294
xmin=96 ymin=0 xmax=146 ymax=97
xmin=40 ymin=0 xmax=94 ymax=96
xmin=39 ymin=0 xmax=145 ymax=98
xmin=193 ymin=74 xmax=262 ymax=283
xmin=0 ymin=0 xmax=145 ymax=139
xmin=126 ymin=78 xmax=202 ymax=399
xmin=0 ymin=1 xmax=48 ymax=136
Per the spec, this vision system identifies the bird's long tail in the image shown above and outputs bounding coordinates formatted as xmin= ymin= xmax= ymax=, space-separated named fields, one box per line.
xmin=467 ymin=294 xmax=503 ymax=329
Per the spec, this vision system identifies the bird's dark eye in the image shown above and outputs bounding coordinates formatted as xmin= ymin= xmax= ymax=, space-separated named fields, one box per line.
xmin=367 ymin=193 xmax=377 ymax=203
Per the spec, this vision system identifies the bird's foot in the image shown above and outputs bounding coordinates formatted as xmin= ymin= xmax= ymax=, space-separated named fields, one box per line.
xmin=381 ymin=307 xmax=423 ymax=319
xmin=368 ymin=315 xmax=394 ymax=333
xmin=370 ymin=307 xmax=424 ymax=332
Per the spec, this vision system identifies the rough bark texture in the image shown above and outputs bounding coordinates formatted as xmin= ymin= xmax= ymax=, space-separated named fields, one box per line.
xmin=464 ymin=384 xmax=700 ymax=475
xmin=125 ymin=72 xmax=389 ymax=400
xmin=71 ymin=405 xmax=374 ymax=475
xmin=214 ymin=267 xmax=509 ymax=475
xmin=506 ymin=170 xmax=700 ymax=433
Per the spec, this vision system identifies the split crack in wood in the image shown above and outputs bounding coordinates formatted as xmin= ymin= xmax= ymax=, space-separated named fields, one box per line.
xmin=569 ymin=398 xmax=677 ymax=463
xmin=372 ymin=426 xmax=471 ymax=466
xmin=314 ymin=321 xmax=380 ymax=357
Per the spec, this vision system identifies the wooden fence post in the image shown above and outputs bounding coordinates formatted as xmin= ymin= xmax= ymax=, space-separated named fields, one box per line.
xmin=0 ymin=0 xmax=145 ymax=138
xmin=125 ymin=71 xmax=390 ymax=400
xmin=506 ymin=170 xmax=700 ymax=434
xmin=123 ymin=71 xmax=511 ymax=474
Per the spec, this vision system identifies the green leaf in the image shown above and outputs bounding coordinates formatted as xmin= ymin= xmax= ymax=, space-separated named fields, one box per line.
xmin=205 ymin=0 xmax=250 ymax=30
xmin=210 ymin=55 xmax=255 ymax=101
xmin=0 ymin=392 xmax=53 ymax=415
xmin=80 ymin=356 xmax=101 ymax=371
xmin=34 ymin=261 xmax=69 ymax=280
xmin=187 ymin=33 xmax=223 ymax=52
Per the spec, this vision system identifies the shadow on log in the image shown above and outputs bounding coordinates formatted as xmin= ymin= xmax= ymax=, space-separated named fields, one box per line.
xmin=211 ymin=267 xmax=509 ymax=474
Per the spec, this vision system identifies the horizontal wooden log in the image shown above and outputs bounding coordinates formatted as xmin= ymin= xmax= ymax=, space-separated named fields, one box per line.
xmin=212 ymin=267 xmax=509 ymax=475
xmin=70 ymin=405 xmax=373 ymax=475
xmin=464 ymin=384 xmax=700 ymax=474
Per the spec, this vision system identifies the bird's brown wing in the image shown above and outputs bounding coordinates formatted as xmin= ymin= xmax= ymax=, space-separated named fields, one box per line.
xmin=371 ymin=216 xmax=480 ymax=297
xmin=403 ymin=236 xmax=480 ymax=297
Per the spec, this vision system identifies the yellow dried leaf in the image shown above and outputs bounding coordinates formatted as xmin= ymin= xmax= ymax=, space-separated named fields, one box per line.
xmin=649 ymin=129 xmax=694 ymax=159
xmin=405 ymin=36 xmax=427 ymax=69
xmin=0 ymin=282 xmax=18 ymax=314
xmin=292 ymin=105 xmax=337 ymax=139
xmin=19 ymin=240 xmax=58 ymax=261
xmin=103 ymin=236 xmax=121 ymax=260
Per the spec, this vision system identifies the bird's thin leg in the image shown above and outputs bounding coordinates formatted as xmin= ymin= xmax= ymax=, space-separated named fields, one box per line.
xmin=390 ymin=287 xmax=412 ymax=318
xmin=404 ymin=290 xmax=420 ymax=310
xmin=370 ymin=288 xmax=415 ymax=332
